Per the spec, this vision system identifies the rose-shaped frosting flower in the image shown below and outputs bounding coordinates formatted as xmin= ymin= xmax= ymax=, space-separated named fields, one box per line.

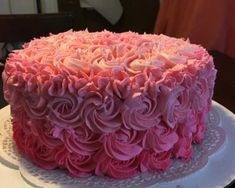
xmin=26 ymin=118 xmax=64 ymax=148
xmin=173 ymin=136 xmax=193 ymax=160
xmin=122 ymin=92 xmax=161 ymax=130
xmin=190 ymin=77 xmax=210 ymax=112
xmin=12 ymin=110 xmax=64 ymax=169
xmin=125 ymin=58 xmax=151 ymax=75
xmin=65 ymin=152 xmax=96 ymax=177
xmin=41 ymin=74 xmax=69 ymax=97
xmin=48 ymin=92 xmax=83 ymax=128
xmin=13 ymin=118 xmax=62 ymax=169
xmin=112 ymin=67 xmax=132 ymax=99
xmin=95 ymin=151 xmax=139 ymax=179
xmin=54 ymin=145 xmax=67 ymax=168
xmin=206 ymin=65 xmax=217 ymax=95
xmin=143 ymin=121 xmax=178 ymax=153
xmin=12 ymin=107 xmax=31 ymax=153
xmin=178 ymin=110 xmax=198 ymax=138
xmin=92 ymin=75 xmax=113 ymax=96
xmin=113 ymin=77 xmax=132 ymax=99
xmin=139 ymin=150 xmax=172 ymax=172
xmin=101 ymin=127 xmax=143 ymax=160
xmin=81 ymin=91 xmax=122 ymax=133
xmin=182 ymin=61 xmax=216 ymax=114
xmin=30 ymin=141 xmax=63 ymax=170
xmin=23 ymin=93 xmax=48 ymax=119
xmin=52 ymin=125 xmax=101 ymax=156
xmin=192 ymin=111 xmax=207 ymax=144
xmin=158 ymin=84 xmax=189 ymax=129
xmin=2 ymin=72 xmax=26 ymax=106
xmin=131 ymin=72 xmax=148 ymax=91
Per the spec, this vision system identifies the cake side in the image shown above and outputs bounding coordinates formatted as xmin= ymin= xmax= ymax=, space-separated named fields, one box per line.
xmin=2 ymin=31 xmax=216 ymax=179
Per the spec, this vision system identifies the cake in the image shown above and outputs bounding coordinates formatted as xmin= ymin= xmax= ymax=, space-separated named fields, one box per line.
xmin=2 ymin=30 xmax=216 ymax=179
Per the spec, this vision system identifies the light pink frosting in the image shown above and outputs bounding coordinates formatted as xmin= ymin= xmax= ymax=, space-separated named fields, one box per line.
xmin=3 ymin=30 xmax=217 ymax=179
xmin=101 ymin=127 xmax=143 ymax=160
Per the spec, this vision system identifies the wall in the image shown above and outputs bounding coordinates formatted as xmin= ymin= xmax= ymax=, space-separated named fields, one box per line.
xmin=0 ymin=0 xmax=58 ymax=58
xmin=0 ymin=0 xmax=58 ymax=14
xmin=58 ymin=0 xmax=159 ymax=33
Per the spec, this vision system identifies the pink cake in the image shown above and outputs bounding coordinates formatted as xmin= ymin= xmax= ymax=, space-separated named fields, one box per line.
xmin=2 ymin=30 xmax=216 ymax=179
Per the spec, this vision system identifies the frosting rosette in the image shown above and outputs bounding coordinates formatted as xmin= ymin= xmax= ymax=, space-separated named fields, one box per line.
xmin=158 ymin=84 xmax=188 ymax=129
xmin=65 ymin=152 xmax=96 ymax=177
xmin=3 ymin=30 xmax=217 ymax=179
xmin=101 ymin=127 xmax=143 ymax=160
xmin=192 ymin=111 xmax=207 ymax=144
xmin=24 ymin=93 xmax=49 ymax=119
xmin=142 ymin=121 xmax=178 ymax=153
xmin=173 ymin=136 xmax=193 ymax=160
xmin=80 ymin=88 xmax=122 ymax=133
xmin=122 ymin=91 xmax=161 ymax=130
xmin=12 ymin=108 xmax=64 ymax=169
xmin=47 ymin=91 xmax=83 ymax=128
xmin=139 ymin=150 xmax=172 ymax=172
xmin=52 ymin=125 xmax=101 ymax=156
xmin=2 ymin=69 xmax=26 ymax=107
xmin=95 ymin=150 xmax=140 ymax=179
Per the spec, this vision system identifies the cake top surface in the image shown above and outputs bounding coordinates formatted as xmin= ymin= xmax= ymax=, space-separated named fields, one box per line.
xmin=7 ymin=30 xmax=210 ymax=78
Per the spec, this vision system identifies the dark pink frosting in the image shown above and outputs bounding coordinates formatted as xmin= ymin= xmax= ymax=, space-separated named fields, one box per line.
xmin=53 ymin=125 xmax=101 ymax=156
xmin=95 ymin=150 xmax=139 ymax=179
xmin=143 ymin=121 xmax=178 ymax=153
xmin=3 ymin=30 xmax=217 ymax=179
xmin=139 ymin=150 xmax=172 ymax=172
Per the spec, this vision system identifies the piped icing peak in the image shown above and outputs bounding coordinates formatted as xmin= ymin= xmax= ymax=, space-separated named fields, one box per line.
xmin=7 ymin=30 xmax=210 ymax=76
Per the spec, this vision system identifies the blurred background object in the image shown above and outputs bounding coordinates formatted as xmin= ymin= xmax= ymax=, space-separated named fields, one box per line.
xmin=79 ymin=0 xmax=123 ymax=25
xmin=57 ymin=0 xmax=159 ymax=33
xmin=155 ymin=0 xmax=235 ymax=58
xmin=0 ymin=13 xmax=74 ymax=63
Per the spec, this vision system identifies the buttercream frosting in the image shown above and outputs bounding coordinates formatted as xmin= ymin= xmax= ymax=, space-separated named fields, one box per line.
xmin=3 ymin=30 xmax=216 ymax=179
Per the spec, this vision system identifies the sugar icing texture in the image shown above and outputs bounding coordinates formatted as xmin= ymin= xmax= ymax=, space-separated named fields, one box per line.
xmin=2 ymin=30 xmax=216 ymax=179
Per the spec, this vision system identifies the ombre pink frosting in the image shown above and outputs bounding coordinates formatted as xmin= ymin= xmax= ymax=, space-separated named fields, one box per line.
xmin=3 ymin=30 xmax=216 ymax=179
